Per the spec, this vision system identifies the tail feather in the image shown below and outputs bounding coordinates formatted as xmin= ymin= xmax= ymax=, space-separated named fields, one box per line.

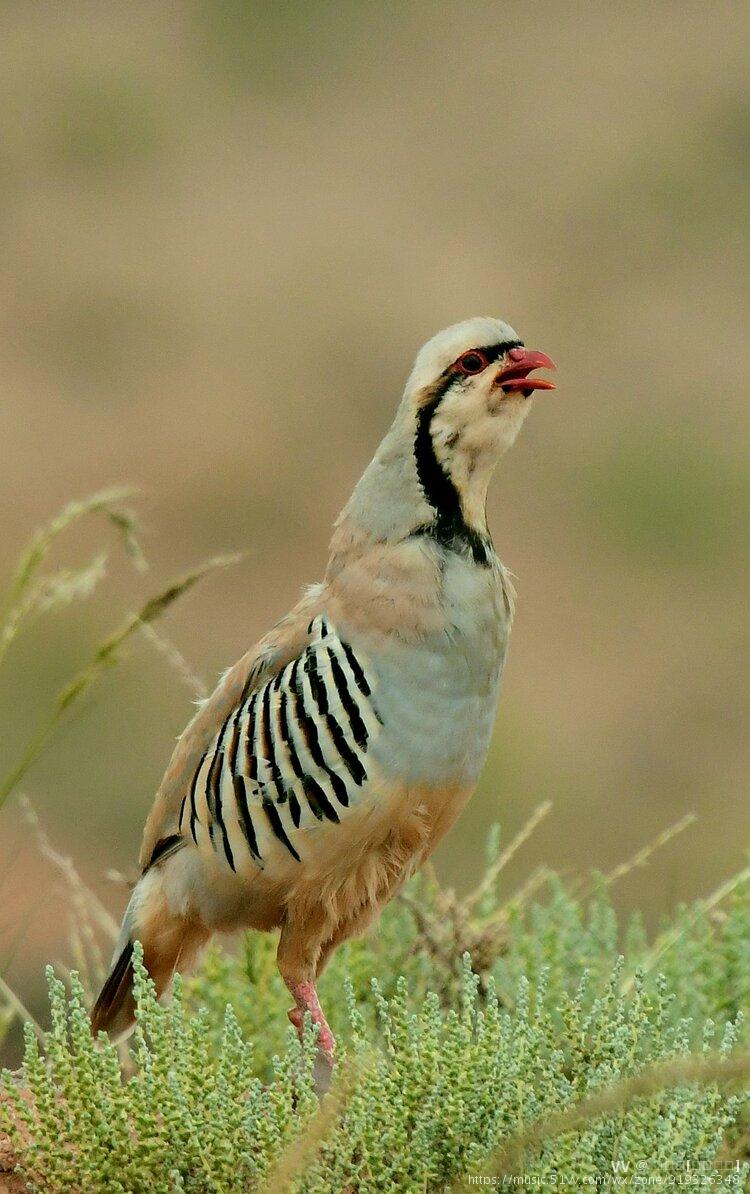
xmin=91 ymin=860 xmax=209 ymax=1042
xmin=91 ymin=940 xmax=135 ymax=1039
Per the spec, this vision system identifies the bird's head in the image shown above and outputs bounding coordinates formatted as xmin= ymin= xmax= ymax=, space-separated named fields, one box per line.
xmin=332 ymin=316 xmax=556 ymax=564
xmin=405 ymin=317 xmax=556 ymax=541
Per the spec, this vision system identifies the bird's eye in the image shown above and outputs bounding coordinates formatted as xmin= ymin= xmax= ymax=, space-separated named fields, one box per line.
xmin=456 ymin=350 xmax=488 ymax=375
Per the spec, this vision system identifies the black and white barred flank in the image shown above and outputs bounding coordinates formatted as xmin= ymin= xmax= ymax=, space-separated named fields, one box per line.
xmin=178 ymin=617 xmax=380 ymax=870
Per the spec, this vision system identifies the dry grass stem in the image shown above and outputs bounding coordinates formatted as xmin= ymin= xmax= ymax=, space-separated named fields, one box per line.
xmin=258 ymin=1054 xmax=372 ymax=1193
xmin=459 ymin=1050 xmax=750 ymax=1187
xmin=465 ymin=801 xmax=552 ymax=913
xmin=139 ymin=621 xmax=209 ymax=700
xmin=19 ymin=796 xmax=118 ymax=945
xmin=622 ymin=862 xmax=750 ymax=993
xmin=0 ymin=976 xmax=44 ymax=1044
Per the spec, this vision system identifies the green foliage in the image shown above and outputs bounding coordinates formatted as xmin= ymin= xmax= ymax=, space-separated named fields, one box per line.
xmin=2 ymin=846 xmax=749 ymax=1191
xmin=0 ymin=955 xmax=319 ymax=1192
xmin=0 ymin=491 xmax=240 ymax=810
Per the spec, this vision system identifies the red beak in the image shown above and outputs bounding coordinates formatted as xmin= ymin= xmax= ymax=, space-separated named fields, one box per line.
xmin=496 ymin=347 xmax=557 ymax=395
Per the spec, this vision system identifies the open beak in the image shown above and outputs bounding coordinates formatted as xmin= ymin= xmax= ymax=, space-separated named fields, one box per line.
xmin=496 ymin=347 xmax=556 ymax=396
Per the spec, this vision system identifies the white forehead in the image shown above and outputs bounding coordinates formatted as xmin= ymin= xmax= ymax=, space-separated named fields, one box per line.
xmin=406 ymin=316 xmax=520 ymax=392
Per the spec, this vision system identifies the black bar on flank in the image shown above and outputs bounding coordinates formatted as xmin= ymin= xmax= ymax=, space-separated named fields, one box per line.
xmin=262 ymin=798 xmax=301 ymax=861
xmin=327 ymin=646 xmax=368 ymax=750
xmin=233 ymin=774 xmax=262 ymax=861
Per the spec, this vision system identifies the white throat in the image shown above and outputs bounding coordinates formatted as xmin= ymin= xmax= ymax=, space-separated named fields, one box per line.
xmin=430 ymin=390 xmax=531 ymax=533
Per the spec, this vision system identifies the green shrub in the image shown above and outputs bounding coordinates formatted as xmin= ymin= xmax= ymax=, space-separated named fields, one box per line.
xmin=1 ymin=846 xmax=749 ymax=1191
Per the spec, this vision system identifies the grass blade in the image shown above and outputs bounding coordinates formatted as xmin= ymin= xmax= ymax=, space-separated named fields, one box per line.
xmin=0 ymin=553 xmax=241 ymax=810
xmin=462 ymin=1050 xmax=750 ymax=1186
xmin=0 ymin=488 xmax=144 ymax=617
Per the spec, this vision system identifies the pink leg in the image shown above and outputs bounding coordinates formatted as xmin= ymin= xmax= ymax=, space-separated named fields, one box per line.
xmin=285 ymin=979 xmax=336 ymax=1062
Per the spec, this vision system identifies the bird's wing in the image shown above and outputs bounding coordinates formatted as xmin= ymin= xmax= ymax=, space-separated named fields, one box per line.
xmin=138 ymin=587 xmax=323 ymax=873
xmin=146 ymin=610 xmax=383 ymax=878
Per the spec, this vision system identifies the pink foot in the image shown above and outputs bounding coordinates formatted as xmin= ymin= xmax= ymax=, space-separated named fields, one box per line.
xmin=286 ymin=980 xmax=336 ymax=1062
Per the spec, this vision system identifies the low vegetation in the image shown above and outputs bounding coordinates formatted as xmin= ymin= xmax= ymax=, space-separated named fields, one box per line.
xmin=0 ymin=839 xmax=749 ymax=1190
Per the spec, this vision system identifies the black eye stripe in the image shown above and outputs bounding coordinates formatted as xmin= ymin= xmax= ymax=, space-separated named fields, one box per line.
xmin=422 ymin=341 xmax=524 ymax=407
xmin=433 ymin=340 xmax=524 ymax=394
xmin=461 ymin=340 xmax=522 ymax=369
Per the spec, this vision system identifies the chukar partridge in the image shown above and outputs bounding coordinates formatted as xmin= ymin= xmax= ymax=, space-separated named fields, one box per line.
xmin=91 ymin=316 xmax=556 ymax=1076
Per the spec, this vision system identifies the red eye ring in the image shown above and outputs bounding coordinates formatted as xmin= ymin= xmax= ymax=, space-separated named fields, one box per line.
xmin=456 ymin=349 xmax=488 ymax=375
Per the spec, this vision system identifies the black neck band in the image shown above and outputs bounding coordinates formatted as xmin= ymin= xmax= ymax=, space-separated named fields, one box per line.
xmin=413 ymin=387 xmax=492 ymax=566
xmin=410 ymin=339 xmax=522 ymax=566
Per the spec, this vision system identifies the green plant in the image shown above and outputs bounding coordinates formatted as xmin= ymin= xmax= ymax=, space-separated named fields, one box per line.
xmin=0 ymin=489 xmax=240 ymax=811
xmin=1 ymin=831 xmax=749 ymax=1191
xmin=0 ymin=491 xmax=240 ymax=1061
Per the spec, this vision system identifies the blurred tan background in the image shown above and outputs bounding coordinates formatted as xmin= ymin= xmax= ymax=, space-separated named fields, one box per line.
xmin=0 ymin=1 xmax=748 ymax=1047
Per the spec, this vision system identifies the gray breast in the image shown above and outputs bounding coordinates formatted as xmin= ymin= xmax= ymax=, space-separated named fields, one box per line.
xmin=366 ymin=552 xmax=510 ymax=788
